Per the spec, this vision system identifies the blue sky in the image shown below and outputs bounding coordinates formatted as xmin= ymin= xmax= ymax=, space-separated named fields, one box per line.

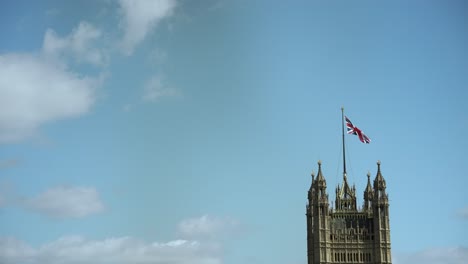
xmin=0 ymin=0 xmax=467 ymax=263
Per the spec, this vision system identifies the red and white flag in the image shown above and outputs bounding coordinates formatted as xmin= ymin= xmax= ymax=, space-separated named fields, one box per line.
xmin=345 ymin=116 xmax=371 ymax=144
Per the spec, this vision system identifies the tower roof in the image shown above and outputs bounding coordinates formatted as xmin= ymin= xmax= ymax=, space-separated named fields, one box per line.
xmin=338 ymin=174 xmax=354 ymax=199
xmin=364 ymin=171 xmax=374 ymax=202
xmin=316 ymin=160 xmax=326 ymax=183
xmin=309 ymin=171 xmax=315 ymax=191
xmin=365 ymin=172 xmax=373 ymax=193
xmin=373 ymin=160 xmax=386 ymax=189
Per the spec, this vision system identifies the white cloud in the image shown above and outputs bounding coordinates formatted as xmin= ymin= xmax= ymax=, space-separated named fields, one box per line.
xmin=1 ymin=7 xmax=174 ymax=144
xmin=24 ymin=186 xmax=104 ymax=218
xmin=0 ymin=53 xmax=98 ymax=143
xmin=142 ymin=75 xmax=178 ymax=102
xmin=43 ymin=21 xmax=106 ymax=66
xmin=177 ymin=215 xmax=239 ymax=239
xmin=394 ymin=247 xmax=468 ymax=264
xmin=0 ymin=236 xmax=221 ymax=264
xmin=118 ymin=0 xmax=177 ymax=55
xmin=0 ymin=215 xmax=237 ymax=264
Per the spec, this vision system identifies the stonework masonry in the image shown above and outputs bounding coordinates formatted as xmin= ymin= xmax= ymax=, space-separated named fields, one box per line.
xmin=306 ymin=161 xmax=391 ymax=264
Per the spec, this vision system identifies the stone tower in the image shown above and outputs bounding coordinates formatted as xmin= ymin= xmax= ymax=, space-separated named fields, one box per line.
xmin=306 ymin=160 xmax=391 ymax=264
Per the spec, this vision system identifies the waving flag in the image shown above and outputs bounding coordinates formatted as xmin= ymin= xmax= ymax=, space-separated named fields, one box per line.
xmin=345 ymin=116 xmax=371 ymax=144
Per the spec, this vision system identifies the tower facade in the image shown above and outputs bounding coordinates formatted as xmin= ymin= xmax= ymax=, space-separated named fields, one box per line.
xmin=306 ymin=161 xmax=391 ymax=264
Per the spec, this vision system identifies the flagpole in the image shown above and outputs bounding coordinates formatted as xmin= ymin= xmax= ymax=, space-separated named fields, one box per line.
xmin=341 ymin=107 xmax=347 ymax=177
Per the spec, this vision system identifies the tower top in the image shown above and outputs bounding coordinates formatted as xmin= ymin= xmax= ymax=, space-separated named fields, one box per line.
xmin=365 ymin=172 xmax=373 ymax=193
xmin=374 ymin=161 xmax=387 ymax=190
xmin=309 ymin=171 xmax=315 ymax=190
xmin=316 ymin=160 xmax=325 ymax=182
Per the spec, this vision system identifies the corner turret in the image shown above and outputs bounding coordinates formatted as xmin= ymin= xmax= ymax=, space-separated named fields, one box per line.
xmin=315 ymin=160 xmax=326 ymax=189
xmin=308 ymin=171 xmax=315 ymax=201
xmin=371 ymin=161 xmax=392 ymax=263
xmin=373 ymin=161 xmax=388 ymax=202
xmin=364 ymin=172 xmax=374 ymax=211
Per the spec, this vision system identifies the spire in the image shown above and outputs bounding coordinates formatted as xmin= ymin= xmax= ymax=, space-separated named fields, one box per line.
xmin=308 ymin=171 xmax=315 ymax=200
xmin=365 ymin=172 xmax=373 ymax=194
xmin=309 ymin=171 xmax=315 ymax=191
xmin=335 ymin=162 xmax=357 ymax=211
xmin=363 ymin=172 xmax=374 ymax=211
xmin=338 ymin=173 xmax=352 ymax=199
xmin=312 ymin=160 xmax=328 ymax=203
xmin=373 ymin=160 xmax=388 ymax=201
xmin=316 ymin=160 xmax=326 ymax=186
xmin=373 ymin=160 xmax=386 ymax=189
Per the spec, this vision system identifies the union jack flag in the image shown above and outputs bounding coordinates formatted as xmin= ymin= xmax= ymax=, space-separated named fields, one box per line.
xmin=345 ymin=116 xmax=371 ymax=144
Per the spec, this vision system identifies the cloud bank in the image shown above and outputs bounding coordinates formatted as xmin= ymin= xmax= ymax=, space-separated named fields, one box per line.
xmin=43 ymin=21 xmax=106 ymax=66
xmin=178 ymin=215 xmax=240 ymax=239
xmin=118 ymin=0 xmax=177 ymax=55
xmin=0 ymin=54 xmax=98 ymax=143
xmin=0 ymin=236 xmax=221 ymax=264
xmin=24 ymin=186 xmax=104 ymax=218
xmin=0 ymin=215 xmax=237 ymax=264
xmin=0 ymin=1 xmax=178 ymax=144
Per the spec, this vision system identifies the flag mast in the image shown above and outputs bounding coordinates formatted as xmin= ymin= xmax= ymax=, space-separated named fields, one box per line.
xmin=341 ymin=107 xmax=347 ymax=178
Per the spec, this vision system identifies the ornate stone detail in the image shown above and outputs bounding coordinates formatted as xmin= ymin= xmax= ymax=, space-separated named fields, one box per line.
xmin=306 ymin=161 xmax=392 ymax=264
